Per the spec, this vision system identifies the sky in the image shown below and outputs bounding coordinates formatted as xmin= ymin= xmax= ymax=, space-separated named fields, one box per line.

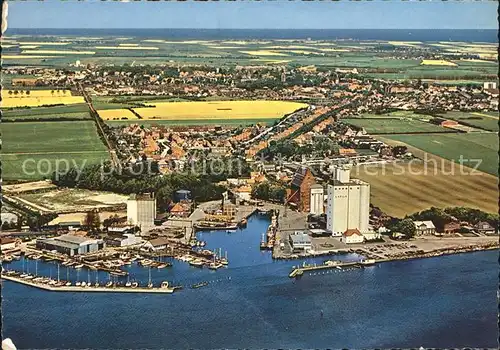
xmin=7 ymin=0 xmax=498 ymax=30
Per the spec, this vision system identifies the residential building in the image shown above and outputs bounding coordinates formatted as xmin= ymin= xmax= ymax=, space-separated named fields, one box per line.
xmin=413 ymin=221 xmax=436 ymax=235
xmin=443 ymin=222 xmax=461 ymax=234
xmin=309 ymin=184 xmax=324 ymax=215
xmin=36 ymin=234 xmax=105 ymax=256
xmin=287 ymin=167 xmax=316 ymax=212
xmin=326 ymin=165 xmax=370 ymax=235
xmin=127 ymin=193 xmax=156 ymax=235
xmin=342 ymin=229 xmax=365 ymax=244
xmin=169 ymin=202 xmax=191 ymax=218
xmin=362 ymin=231 xmax=382 ymax=241
xmin=474 ymin=221 xmax=496 ymax=234
xmin=289 ymin=231 xmax=312 ymax=252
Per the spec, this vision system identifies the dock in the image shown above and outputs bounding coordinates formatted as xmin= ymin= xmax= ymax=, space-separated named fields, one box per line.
xmin=288 ymin=260 xmax=375 ymax=278
xmin=1 ymin=274 xmax=179 ymax=294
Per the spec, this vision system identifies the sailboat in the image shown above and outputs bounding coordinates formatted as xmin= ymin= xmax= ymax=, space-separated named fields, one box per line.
xmin=105 ymin=274 xmax=113 ymax=287
xmin=208 ymin=253 xmax=222 ymax=270
xmin=220 ymin=251 xmax=228 ymax=265
xmin=65 ymin=268 xmax=72 ymax=286
xmin=95 ymin=271 xmax=100 ymax=287
xmin=75 ymin=269 xmax=81 ymax=286
xmin=125 ymin=274 xmax=132 ymax=287
xmin=147 ymin=267 xmax=153 ymax=288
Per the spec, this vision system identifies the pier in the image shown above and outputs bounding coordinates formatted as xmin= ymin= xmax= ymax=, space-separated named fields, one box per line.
xmin=1 ymin=273 xmax=180 ymax=294
xmin=288 ymin=260 xmax=373 ymax=278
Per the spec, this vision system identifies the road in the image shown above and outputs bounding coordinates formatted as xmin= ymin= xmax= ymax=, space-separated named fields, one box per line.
xmin=78 ymin=84 xmax=120 ymax=168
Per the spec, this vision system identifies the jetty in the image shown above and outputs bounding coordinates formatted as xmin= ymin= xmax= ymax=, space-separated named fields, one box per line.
xmin=1 ymin=273 xmax=180 ymax=294
xmin=288 ymin=259 xmax=375 ymax=278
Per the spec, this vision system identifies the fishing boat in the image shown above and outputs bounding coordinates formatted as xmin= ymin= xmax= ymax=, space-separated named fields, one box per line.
xmin=190 ymin=281 xmax=208 ymax=289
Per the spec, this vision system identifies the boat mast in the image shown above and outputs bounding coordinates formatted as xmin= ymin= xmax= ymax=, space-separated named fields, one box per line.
xmin=35 ymin=260 xmax=38 ymax=276
xmin=148 ymin=266 xmax=152 ymax=285
xmin=67 ymin=267 xmax=69 ymax=281
xmin=87 ymin=270 xmax=90 ymax=284
xmin=57 ymin=264 xmax=60 ymax=282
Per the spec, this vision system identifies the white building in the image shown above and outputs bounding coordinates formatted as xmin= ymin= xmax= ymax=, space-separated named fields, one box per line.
xmin=127 ymin=193 xmax=156 ymax=235
xmin=309 ymin=184 xmax=324 ymax=215
xmin=326 ymin=165 xmax=370 ymax=236
xmin=342 ymin=229 xmax=365 ymax=244
xmin=483 ymin=81 xmax=498 ymax=90
xmin=413 ymin=221 xmax=436 ymax=235
xmin=289 ymin=231 xmax=312 ymax=252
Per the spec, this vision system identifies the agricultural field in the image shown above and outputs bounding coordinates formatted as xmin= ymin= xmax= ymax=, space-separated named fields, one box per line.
xmin=379 ymin=133 xmax=499 ymax=176
xmin=356 ymin=111 xmax=433 ymax=120
xmin=97 ymin=109 xmax=138 ymax=121
xmin=1 ymin=121 xmax=109 ymax=181
xmin=353 ymin=160 xmax=498 ymax=217
xmin=2 ymin=89 xmax=85 ymax=108
xmin=342 ymin=118 xmax=447 ymax=134
xmin=106 ymin=118 xmax=278 ymax=127
xmin=3 ymin=111 xmax=91 ymax=122
xmin=101 ymin=100 xmax=308 ymax=123
xmin=3 ymin=35 xmax=497 ymax=81
xmin=441 ymin=111 xmax=499 ymax=132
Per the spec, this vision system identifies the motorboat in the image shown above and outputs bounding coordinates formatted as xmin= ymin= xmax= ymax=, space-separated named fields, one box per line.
xmin=74 ymin=264 xmax=84 ymax=269
xmin=75 ymin=281 xmax=82 ymax=286
xmin=190 ymin=281 xmax=208 ymax=289
xmin=189 ymin=259 xmax=204 ymax=268
xmin=66 ymin=281 xmax=72 ymax=286
xmin=105 ymin=281 xmax=113 ymax=288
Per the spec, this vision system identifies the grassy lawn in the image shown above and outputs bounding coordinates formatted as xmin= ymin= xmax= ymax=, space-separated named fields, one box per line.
xmin=342 ymin=118 xmax=447 ymax=134
xmin=1 ymin=121 xmax=109 ymax=180
xmin=3 ymin=111 xmax=91 ymax=121
xmin=382 ymin=133 xmax=499 ymax=176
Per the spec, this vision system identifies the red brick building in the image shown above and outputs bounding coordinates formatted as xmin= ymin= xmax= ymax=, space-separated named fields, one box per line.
xmin=286 ymin=167 xmax=316 ymax=212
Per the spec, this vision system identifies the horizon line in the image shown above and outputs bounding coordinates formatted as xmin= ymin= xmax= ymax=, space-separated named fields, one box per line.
xmin=7 ymin=27 xmax=497 ymax=31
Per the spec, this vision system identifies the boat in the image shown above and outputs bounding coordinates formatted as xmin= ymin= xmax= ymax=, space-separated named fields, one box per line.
xmin=157 ymin=263 xmax=170 ymax=269
xmin=140 ymin=259 xmax=152 ymax=266
xmin=81 ymin=281 xmax=87 ymax=287
xmin=360 ymin=259 xmax=376 ymax=266
xmin=131 ymin=282 xmax=138 ymax=288
xmin=74 ymin=264 xmax=84 ymax=269
xmin=125 ymin=275 xmax=132 ymax=287
xmin=190 ymin=281 xmax=208 ymax=289
xmin=220 ymin=251 xmax=229 ymax=265
xmin=105 ymin=281 xmax=113 ymax=288
xmin=189 ymin=259 xmax=204 ymax=268
xmin=2 ymin=256 xmax=13 ymax=263
xmin=24 ymin=275 xmax=35 ymax=280
xmin=62 ymin=260 xmax=71 ymax=266
xmin=75 ymin=281 xmax=82 ymax=286
xmin=66 ymin=281 xmax=72 ymax=286
xmin=147 ymin=267 xmax=153 ymax=288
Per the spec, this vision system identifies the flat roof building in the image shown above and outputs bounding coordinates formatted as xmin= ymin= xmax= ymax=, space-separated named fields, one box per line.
xmin=289 ymin=231 xmax=312 ymax=252
xmin=36 ymin=234 xmax=105 ymax=256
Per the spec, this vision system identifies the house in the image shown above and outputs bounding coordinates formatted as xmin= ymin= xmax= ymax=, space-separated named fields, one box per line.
xmin=36 ymin=234 xmax=105 ymax=256
xmin=169 ymin=202 xmax=191 ymax=218
xmin=142 ymin=237 xmax=170 ymax=252
xmin=234 ymin=185 xmax=252 ymax=201
xmin=443 ymin=222 xmax=461 ymax=234
xmin=286 ymin=167 xmax=316 ymax=212
xmin=342 ymin=229 xmax=365 ymax=244
xmin=413 ymin=221 xmax=436 ymax=235
xmin=0 ymin=237 xmax=18 ymax=251
xmin=289 ymin=231 xmax=312 ymax=252
xmin=473 ymin=221 xmax=496 ymax=234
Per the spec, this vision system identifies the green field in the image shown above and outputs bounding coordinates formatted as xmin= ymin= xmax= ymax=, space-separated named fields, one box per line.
xmin=3 ymin=111 xmax=91 ymax=122
xmin=442 ymin=111 xmax=499 ymax=131
xmin=383 ymin=133 xmax=499 ymax=176
xmin=357 ymin=111 xmax=432 ymax=119
xmin=1 ymin=121 xmax=109 ymax=180
xmin=343 ymin=118 xmax=447 ymax=134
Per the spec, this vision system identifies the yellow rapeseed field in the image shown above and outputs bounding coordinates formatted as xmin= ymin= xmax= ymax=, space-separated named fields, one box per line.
xmin=131 ymin=101 xmax=308 ymax=120
xmin=98 ymin=109 xmax=139 ymax=121
xmin=240 ymin=50 xmax=288 ymax=56
xmin=420 ymin=59 xmax=458 ymax=66
xmin=94 ymin=46 xmax=159 ymax=50
xmin=2 ymin=90 xmax=84 ymax=108
xmin=5 ymin=89 xmax=74 ymax=97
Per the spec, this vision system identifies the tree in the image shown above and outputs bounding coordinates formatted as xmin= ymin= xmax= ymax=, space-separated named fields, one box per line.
xmin=84 ymin=211 xmax=101 ymax=233
xmin=393 ymin=218 xmax=416 ymax=238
